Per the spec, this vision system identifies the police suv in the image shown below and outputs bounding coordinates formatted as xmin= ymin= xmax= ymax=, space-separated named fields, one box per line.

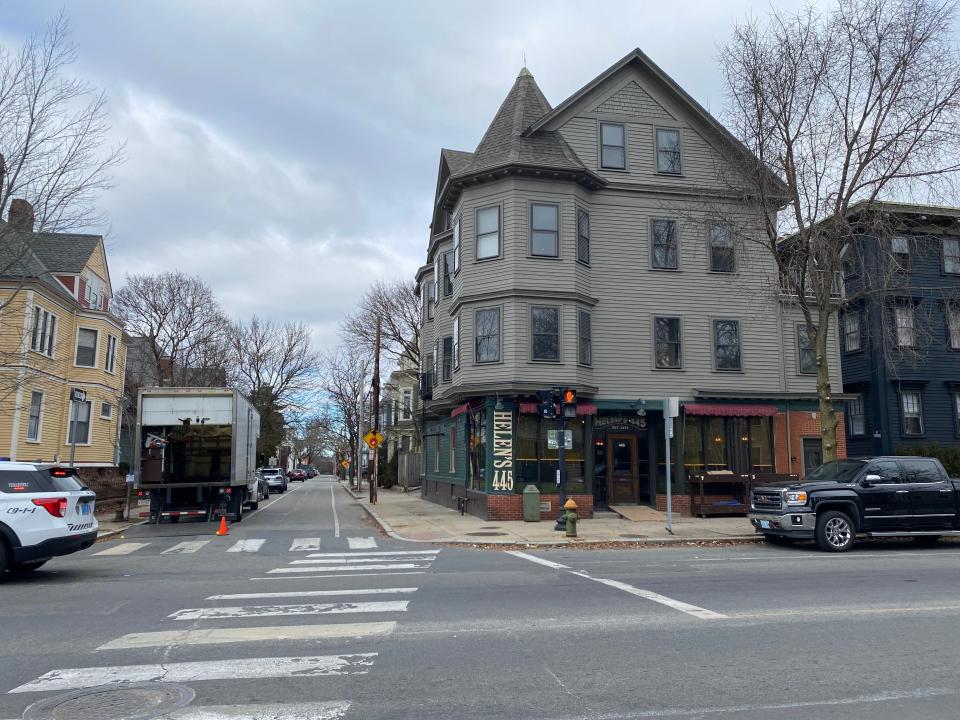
xmin=0 ymin=462 xmax=98 ymax=576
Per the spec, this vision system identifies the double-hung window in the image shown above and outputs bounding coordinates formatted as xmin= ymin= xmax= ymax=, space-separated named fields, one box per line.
xmin=100 ymin=401 xmax=113 ymax=420
xmin=27 ymin=391 xmax=42 ymax=442
xmin=68 ymin=400 xmax=92 ymax=445
xmin=847 ymin=395 xmax=865 ymax=436
xmin=449 ymin=423 xmax=457 ymax=474
xmin=452 ymin=315 xmax=460 ymax=370
xmin=654 ymin=317 xmax=682 ymax=369
xmin=895 ymin=306 xmax=915 ymax=348
xmin=531 ymin=306 xmax=560 ymax=361
xmin=433 ymin=340 xmax=439 ymax=380
xmin=426 ymin=282 xmax=435 ymax=321
xmin=475 ymin=308 xmax=500 ymax=363
xmin=901 ymin=391 xmax=923 ymax=436
xmin=433 ymin=432 xmax=441 ymax=472
xmin=530 ymin=203 xmax=559 ymax=257
xmin=476 ymin=206 xmax=500 ymax=259
xmin=30 ymin=307 xmax=57 ymax=357
xmin=656 ymin=128 xmax=682 ymax=174
xmin=713 ymin=319 xmax=741 ymax=370
xmin=105 ymin=335 xmax=118 ymax=373
xmin=709 ymin=225 xmax=735 ymax=272
xmin=891 ymin=235 xmax=911 ymax=269
xmin=843 ymin=312 xmax=861 ymax=352
xmin=577 ymin=209 xmax=590 ymax=264
xmin=578 ymin=310 xmax=592 ymax=366
xmin=600 ymin=123 xmax=625 ymax=169
xmin=651 ymin=219 xmax=678 ymax=270
xmin=944 ymin=238 xmax=960 ymax=274
xmin=453 ymin=218 xmax=461 ymax=272
xmin=433 ymin=256 xmax=440 ymax=306
xmin=75 ymin=328 xmax=98 ymax=367
xmin=443 ymin=251 xmax=454 ymax=296
xmin=442 ymin=336 xmax=453 ymax=381
xmin=402 ymin=389 xmax=412 ymax=420
xmin=797 ymin=325 xmax=817 ymax=374
xmin=954 ymin=393 xmax=960 ymax=435
xmin=948 ymin=304 xmax=960 ymax=350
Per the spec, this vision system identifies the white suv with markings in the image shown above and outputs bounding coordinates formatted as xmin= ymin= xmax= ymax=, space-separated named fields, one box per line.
xmin=0 ymin=462 xmax=98 ymax=577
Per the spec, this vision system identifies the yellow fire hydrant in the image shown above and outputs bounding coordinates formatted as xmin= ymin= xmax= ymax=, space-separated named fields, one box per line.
xmin=563 ymin=498 xmax=579 ymax=538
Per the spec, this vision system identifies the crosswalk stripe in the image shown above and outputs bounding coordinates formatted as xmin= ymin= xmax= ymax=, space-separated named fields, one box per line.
xmin=347 ymin=536 xmax=377 ymax=549
xmin=290 ymin=556 xmax=436 ymax=565
xmin=207 ymin=587 xmax=418 ymax=601
xmin=92 ymin=542 xmax=149 ymax=556
xmin=162 ymin=540 xmax=211 ymax=555
xmin=305 ymin=550 xmax=438 ymax=558
xmin=226 ymin=539 xmax=266 ymax=553
xmin=251 ymin=572 xmax=426 ymax=581
xmin=9 ymin=654 xmax=376 ymax=693
xmin=98 ymin=621 xmax=397 ymax=650
xmin=267 ymin=563 xmax=429 ymax=574
xmin=164 ymin=701 xmax=351 ymax=719
xmin=290 ymin=537 xmax=321 ymax=551
xmin=169 ymin=600 xmax=410 ymax=620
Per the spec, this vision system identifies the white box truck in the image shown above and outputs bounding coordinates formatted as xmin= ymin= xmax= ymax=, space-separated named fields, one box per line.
xmin=133 ymin=387 xmax=261 ymax=523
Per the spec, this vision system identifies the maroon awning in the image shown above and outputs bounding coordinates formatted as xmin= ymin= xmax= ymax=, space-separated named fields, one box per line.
xmin=684 ymin=403 xmax=777 ymax=417
xmin=451 ymin=403 xmax=471 ymax=418
xmin=519 ymin=401 xmax=597 ymax=416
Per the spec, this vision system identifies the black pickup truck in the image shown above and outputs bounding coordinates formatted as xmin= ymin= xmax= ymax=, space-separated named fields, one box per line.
xmin=748 ymin=456 xmax=960 ymax=552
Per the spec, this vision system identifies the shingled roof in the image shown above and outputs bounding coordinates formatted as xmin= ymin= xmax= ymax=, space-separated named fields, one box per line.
xmin=454 ymin=67 xmax=588 ymax=177
xmin=29 ymin=232 xmax=102 ymax=274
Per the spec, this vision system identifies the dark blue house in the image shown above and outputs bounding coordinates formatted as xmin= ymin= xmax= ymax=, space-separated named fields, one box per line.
xmin=841 ymin=202 xmax=960 ymax=456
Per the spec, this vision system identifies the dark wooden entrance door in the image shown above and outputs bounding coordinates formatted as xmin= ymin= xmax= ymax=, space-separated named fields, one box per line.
xmin=802 ymin=438 xmax=823 ymax=476
xmin=607 ymin=434 xmax=638 ymax=504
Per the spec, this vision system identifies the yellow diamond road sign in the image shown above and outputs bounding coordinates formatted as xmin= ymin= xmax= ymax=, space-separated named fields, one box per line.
xmin=363 ymin=430 xmax=384 ymax=449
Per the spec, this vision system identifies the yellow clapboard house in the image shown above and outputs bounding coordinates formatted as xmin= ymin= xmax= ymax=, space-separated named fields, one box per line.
xmin=0 ymin=200 xmax=126 ymax=473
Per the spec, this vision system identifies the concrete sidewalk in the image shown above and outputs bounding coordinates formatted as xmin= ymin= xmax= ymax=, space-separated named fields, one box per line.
xmin=344 ymin=484 xmax=758 ymax=546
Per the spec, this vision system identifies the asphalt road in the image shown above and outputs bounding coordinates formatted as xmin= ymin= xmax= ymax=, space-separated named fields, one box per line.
xmin=2 ymin=477 xmax=960 ymax=720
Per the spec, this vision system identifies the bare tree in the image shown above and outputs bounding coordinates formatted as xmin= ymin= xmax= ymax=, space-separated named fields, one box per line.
xmin=717 ymin=0 xmax=960 ymax=460
xmin=341 ymin=279 xmax=421 ymax=368
xmin=321 ymin=344 xmax=372 ymax=481
xmin=113 ymin=271 xmax=231 ymax=388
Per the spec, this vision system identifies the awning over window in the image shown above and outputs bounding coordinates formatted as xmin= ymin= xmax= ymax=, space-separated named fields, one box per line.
xmin=451 ymin=403 xmax=471 ymax=418
xmin=519 ymin=401 xmax=598 ymax=416
xmin=684 ymin=403 xmax=777 ymax=417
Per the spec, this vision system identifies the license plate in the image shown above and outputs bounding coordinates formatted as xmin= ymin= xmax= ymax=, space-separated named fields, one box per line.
xmin=80 ymin=503 xmax=91 ymax=515
xmin=759 ymin=520 xmax=770 ymax=529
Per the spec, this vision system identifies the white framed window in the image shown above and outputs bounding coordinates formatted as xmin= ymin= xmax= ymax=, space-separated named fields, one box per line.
xmin=67 ymin=400 xmax=92 ymax=445
xmin=797 ymin=324 xmax=817 ymax=375
xmin=894 ymin=306 xmax=915 ymax=348
xmin=944 ymin=238 xmax=960 ymax=274
xmin=433 ymin=340 xmax=439 ymax=380
xmin=453 ymin=315 xmax=460 ymax=370
xmin=26 ymin=391 xmax=43 ymax=442
xmin=600 ymin=122 xmax=625 ymax=169
xmin=948 ymin=304 xmax=960 ymax=350
xmin=100 ymin=401 xmax=112 ymax=420
xmin=105 ymin=334 xmax=118 ymax=373
xmin=426 ymin=281 xmax=435 ymax=321
xmin=84 ymin=271 xmax=106 ymax=310
xmin=442 ymin=336 xmax=453 ymax=381
xmin=900 ymin=390 xmax=923 ymax=436
xmin=848 ymin=395 xmax=865 ymax=436
xmin=449 ymin=422 xmax=456 ymax=474
xmin=843 ymin=312 xmax=861 ymax=352
xmin=402 ymin=389 xmax=412 ymax=420
xmin=30 ymin=307 xmax=57 ymax=357
xmin=651 ymin=219 xmax=678 ymax=270
xmin=75 ymin=327 xmax=98 ymax=367
xmin=476 ymin=206 xmax=500 ymax=260
xmin=530 ymin=203 xmax=559 ymax=257
xmin=709 ymin=225 xmax=735 ymax=273
xmin=443 ymin=251 xmax=454 ymax=296
xmin=656 ymin=128 xmax=682 ymax=174
xmin=891 ymin=235 xmax=911 ymax=268
xmin=433 ymin=256 xmax=440 ymax=306
xmin=453 ymin=217 xmax=461 ymax=272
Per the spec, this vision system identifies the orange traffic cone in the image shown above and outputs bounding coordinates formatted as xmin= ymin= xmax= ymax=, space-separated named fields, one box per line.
xmin=215 ymin=516 xmax=229 ymax=536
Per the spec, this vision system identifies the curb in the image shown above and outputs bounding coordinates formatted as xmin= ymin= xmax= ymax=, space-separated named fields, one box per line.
xmin=340 ymin=484 xmax=762 ymax=549
xmin=95 ymin=520 xmax=147 ymax=543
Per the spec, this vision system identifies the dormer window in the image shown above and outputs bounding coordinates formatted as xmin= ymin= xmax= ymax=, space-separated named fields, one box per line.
xmin=656 ymin=128 xmax=682 ymax=174
xmin=83 ymin=271 xmax=106 ymax=310
xmin=600 ymin=123 xmax=625 ymax=170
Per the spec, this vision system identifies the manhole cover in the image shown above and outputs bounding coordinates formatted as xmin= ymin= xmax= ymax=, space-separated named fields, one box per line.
xmin=23 ymin=683 xmax=196 ymax=720
xmin=620 ymin=534 xmax=649 ymax=539
xmin=466 ymin=531 xmax=507 ymax=537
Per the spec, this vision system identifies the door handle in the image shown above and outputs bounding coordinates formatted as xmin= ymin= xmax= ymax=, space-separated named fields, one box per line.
xmin=940 ymin=489 xmax=953 ymax=493
xmin=895 ymin=490 xmax=909 ymax=494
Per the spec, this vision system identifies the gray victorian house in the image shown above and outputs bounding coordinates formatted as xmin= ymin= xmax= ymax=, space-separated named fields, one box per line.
xmin=416 ymin=50 xmax=844 ymax=521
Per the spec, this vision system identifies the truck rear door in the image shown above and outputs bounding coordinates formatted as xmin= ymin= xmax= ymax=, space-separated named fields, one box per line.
xmin=859 ymin=460 xmax=910 ymax=532
xmin=901 ymin=458 xmax=956 ymax=530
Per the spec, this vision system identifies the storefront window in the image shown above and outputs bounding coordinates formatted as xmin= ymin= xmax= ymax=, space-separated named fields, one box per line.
xmin=565 ymin=418 xmax=586 ymax=491
xmin=469 ymin=407 xmax=487 ymax=490
xmin=705 ymin=417 xmax=728 ymax=471
xmin=516 ymin=415 xmax=539 ymax=484
xmin=683 ymin=416 xmax=704 ymax=476
xmin=514 ymin=413 xmax=587 ymax=491
xmin=749 ymin=417 xmax=773 ymax=473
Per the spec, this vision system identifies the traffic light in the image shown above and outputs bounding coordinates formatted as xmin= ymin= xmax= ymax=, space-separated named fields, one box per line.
xmin=537 ymin=390 xmax=555 ymax=418
xmin=562 ymin=387 xmax=577 ymax=418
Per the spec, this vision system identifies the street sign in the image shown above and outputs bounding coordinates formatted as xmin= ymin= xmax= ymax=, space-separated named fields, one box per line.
xmin=363 ymin=430 xmax=384 ymax=449
xmin=340 ymin=460 xmax=350 ymax=468
xmin=547 ymin=429 xmax=573 ymax=450
xmin=70 ymin=388 xmax=86 ymax=403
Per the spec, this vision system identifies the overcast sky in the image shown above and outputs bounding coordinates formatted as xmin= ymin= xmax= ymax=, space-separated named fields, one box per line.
xmin=0 ymin=0 xmax=822 ymax=353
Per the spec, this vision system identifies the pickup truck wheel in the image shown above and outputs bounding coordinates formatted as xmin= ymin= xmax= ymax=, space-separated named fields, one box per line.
xmin=763 ymin=534 xmax=795 ymax=546
xmin=815 ymin=510 xmax=855 ymax=552
xmin=912 ymin=535 xmax=941 ymax=546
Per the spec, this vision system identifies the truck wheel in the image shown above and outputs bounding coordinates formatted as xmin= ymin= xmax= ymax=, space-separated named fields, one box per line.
xmin=913 ymin=535 xmax=941 ymax=546
xmin=233 ymin=493 xmax=244 ymax=523
xmin=763 ymin=534 xmax=795 ymax=546
xmin=0 ymin=541 xmax=9 ymax=576
xmin=815 ymin=510 xmax=856 ymax=552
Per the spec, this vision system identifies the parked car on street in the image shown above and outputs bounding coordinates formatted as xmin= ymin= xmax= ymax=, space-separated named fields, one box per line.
xmin=0 ymin=462 xmax=98 ymax=577
xmin=288 ymin=469 xmax=307 ymax=482
xmin=297 ymin=464 xmax=317 ymax=478
xmin=749 ymin=456 xmax=960 ymax=552
xmin=257 ymin=467 xmax=287 ymax=494
xmin=247 ymin=476 xmax=269 ymax=509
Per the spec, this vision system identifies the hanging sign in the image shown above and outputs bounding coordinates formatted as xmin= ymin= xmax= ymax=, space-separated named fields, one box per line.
xmin=491 ymin=410 xmax=514 ymax=491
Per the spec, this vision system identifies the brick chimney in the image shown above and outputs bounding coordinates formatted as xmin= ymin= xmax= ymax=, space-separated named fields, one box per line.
xmin=8 ymin=198 xmax=34 ymax=232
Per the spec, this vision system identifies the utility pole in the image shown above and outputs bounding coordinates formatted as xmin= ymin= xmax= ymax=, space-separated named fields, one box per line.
xmin=370 ymin=317 xmax=381 ymax=504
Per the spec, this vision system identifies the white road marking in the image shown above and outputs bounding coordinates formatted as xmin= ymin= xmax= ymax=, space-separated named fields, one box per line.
xmin=306 ymin=550 xmax=438 ymax=558
xmin=226 ymin=539 xmax=266 ymax=553
xmin=9 ymin=654 xmax=376 ymax=693
xmin=290 ymin=537 xmax=321 ymax=552
xmin=207 ymin=587 xmax=418 ymax=601
xmin=267 ymin=563 xmax=429 ymax=574
xmin=290 ymin=556 xmax=436 ymax=565
xmin=331 ymin=482 xmax=340 ymax=538
xmin=162 ymin=540 xmax=211 ymax=555
xmin=164 ymin=701 xmax=351 ymax=720
xmin=347 ymin=536 xmax=377 ymax=549
xmin=93 ymin=542 xmax=149 ymax=556
xmin=251 ymin=572 xmax=426 ymax=581
xmin=571 ymin=572 xmax=727 ymax=620
xmin=505 ymin=551 xmax=570 ymax=570
xmin=169 ymin=600 xmax=410 ymax=620
xmin=98 ymin=622 xmax=396 ymax=650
